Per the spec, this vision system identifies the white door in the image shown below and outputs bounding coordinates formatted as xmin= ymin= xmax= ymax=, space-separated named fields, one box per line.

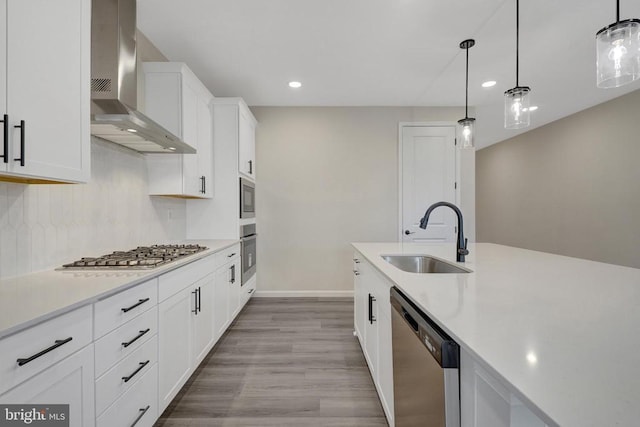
xmin=401 ymin=125 xmax=457 ymax=242
xmin=196 ymin=97 xmax=213 ymax=198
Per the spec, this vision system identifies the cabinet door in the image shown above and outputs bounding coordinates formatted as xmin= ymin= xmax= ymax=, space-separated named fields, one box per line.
xmin=238 ymin=107 xmax=255 ymax=178
xmin=181 ymin=80 xmax=200 ymax=197
xmin=196 ymin=96 xmax=213 ymax=198
xmin=158 ymin=288 xmax=193 ymax=413
xmin=214 ymin=265 xmax=231 ymax=339
xmin=5 ymin=0 xmax=89 ymax=182
xmin=192 ymin=274 xmax=215 ymax=365
xmin=0 ymin=0 xmax=6 ymax=173
xmin=0 ymin=344 xmax=95 ymax=427
xmin=364 ymin=291 xmax=379 ymax=379
xmin=377 ymin=309 xmax=395 ymax=424
xmin=229 ymin=259 xmax=242 ymax=320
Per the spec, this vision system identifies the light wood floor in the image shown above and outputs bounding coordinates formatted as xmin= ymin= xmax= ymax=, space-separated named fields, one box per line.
xmin=155 ymin=297 xmax=388 ymax=427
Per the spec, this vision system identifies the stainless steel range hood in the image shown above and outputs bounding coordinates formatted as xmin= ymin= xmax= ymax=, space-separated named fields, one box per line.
xmin=90 ymin=0 xmax=195 ymax=154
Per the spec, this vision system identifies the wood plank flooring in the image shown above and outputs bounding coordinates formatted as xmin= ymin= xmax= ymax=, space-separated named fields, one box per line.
xmin=155 ymin=297 xmax=388 ymax=427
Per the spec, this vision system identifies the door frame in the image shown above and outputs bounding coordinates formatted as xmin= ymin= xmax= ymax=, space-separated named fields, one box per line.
xmin=397 ymin=122 xmax=462 ymax=242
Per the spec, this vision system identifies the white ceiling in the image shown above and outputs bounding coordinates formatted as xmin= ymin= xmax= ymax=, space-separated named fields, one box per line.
xmin=137 ymin=0 xmax=640 ymax=148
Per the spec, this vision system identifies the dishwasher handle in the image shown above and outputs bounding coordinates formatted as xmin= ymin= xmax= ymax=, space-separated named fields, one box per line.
xmin=390 ymin=286 xmax=459 ymax=369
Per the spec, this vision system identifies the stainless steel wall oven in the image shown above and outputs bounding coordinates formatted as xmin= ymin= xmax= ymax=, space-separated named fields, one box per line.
xmin=240 ymin=178 xmax=255 ymax=218
xmin=240 ymin=224 xmax=256 ymax=285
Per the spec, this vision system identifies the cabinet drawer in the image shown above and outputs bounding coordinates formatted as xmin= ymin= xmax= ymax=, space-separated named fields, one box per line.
xmin=241 ymin=275 xmax=256 ymax=307
xmin=215 ymin=243 xmax=241 ymax=269
xmin=95 ymin=335 xmax=158 ymax=416
xmin=158 ymin=255 xmax=215 ymax=302
xmin=0 ymin=305 xmax=93 ymax=395
xmin=94 ymin=279 xmax=158 ymax=339
xmin=95 ymin=306 xmax=157 ymax=376
xmin=97 ymin=363 xmax=158 ymax=427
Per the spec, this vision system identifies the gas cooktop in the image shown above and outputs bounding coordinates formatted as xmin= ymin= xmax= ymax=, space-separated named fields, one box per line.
xmin=61 ymin=244 xmax=208 ymax=270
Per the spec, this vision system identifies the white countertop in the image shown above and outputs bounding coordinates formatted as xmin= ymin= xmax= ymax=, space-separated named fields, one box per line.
xmin=352 ymin=242 xmax=640 ymax=427
xmin=0 ymin=240 xmax=238 ymax=339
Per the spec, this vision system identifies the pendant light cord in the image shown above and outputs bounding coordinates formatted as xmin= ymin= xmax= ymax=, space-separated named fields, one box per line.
xmin=465 ymin=46 xmax=469 ymax=118
xmin=516 ymin=0 xmax=519 ymax=87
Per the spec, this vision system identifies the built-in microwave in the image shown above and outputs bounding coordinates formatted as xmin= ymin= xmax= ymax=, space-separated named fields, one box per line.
xmin=240 ymin=177 xmax=255 ymax=218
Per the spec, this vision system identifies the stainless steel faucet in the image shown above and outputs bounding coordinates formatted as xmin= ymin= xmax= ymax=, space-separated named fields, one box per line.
xmin=419 ymin=201 xmax=469 ymax=262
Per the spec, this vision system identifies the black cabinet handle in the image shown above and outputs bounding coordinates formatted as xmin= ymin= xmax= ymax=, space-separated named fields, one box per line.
xmin=122 ymin=329 xmax=150 ymax=348
xmin=197 ymin=286 xmax=202 ymax=313
xmin=230 ymin=264 xmax=236 ymax=284
xmin=353 ymin=270 xmax=360 ymax=276
xmin=200 ymin=176 xmax=206 ymax=194
xmin=122 ymin=360 xmax=150 ymax=383
xmin=130 ymin=405 xmax=151 ymax=427
xmin=13 ymin=120 xmax=25 ymax=166
xmin=121 ymin=298 xmax=150 ymax=313
xmin=368 ymin=294 xmax=377 ymax=324
xmin=192 ymin=289 xmax=198 ymax=315
xmin=227 ymin=252 xmax=236 ymax=258
xmin=17 ymin=337 xmax=73 ymax=366
xmin=248 ymin=288 xmax=254 ymax=294
xmin=353 ymin=259 xmax=360 ymax=264
xmin=0 ymin=114 xmax=7 ymax=164
xmin=248 ymin=160 xmax=253 ymax=174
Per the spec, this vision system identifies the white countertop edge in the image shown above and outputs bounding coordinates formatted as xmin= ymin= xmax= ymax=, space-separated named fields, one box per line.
xmin=0 ymin=239 xmax=239 ymax=339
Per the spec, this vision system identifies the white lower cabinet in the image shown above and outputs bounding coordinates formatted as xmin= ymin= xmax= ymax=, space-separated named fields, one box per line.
xmin=353 ymin=252 xmax=394 ymax=426
xmin=192 ymin=274 xmax=215 ymax=366
xmin=0 ymin=344 xmax=95 ymax=427
xmin=97 ymin=363 xmax=158 ymax=427
xmin=213 ymin=255 xmax=242 ymax=339
xmin=460 ymin=348 xmax=548 ymax=427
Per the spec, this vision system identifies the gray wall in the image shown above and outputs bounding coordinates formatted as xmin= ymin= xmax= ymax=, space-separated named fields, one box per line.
xmin=252 ymin=106 xmax=467 ymax=294
xmin=476 ymin=88 xmax=640 ymax=268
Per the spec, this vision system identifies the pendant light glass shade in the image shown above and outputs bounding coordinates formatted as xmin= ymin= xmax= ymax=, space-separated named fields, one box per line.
xmin=504 ymin=86 xmax=530 ymax=129
xmin=457 ymin=118 xmax=475 ymax=149
xmin=596 ymin=19 xmax=640 ymax=88
xmin=504 ymin=0 xmax=531 ymax=130
xmin=457 ymin=39 xmax=475 ymax=149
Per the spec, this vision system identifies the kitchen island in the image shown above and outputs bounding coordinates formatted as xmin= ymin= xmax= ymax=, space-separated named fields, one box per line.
xmin=352 ymin=242 xmax=640 ymax=427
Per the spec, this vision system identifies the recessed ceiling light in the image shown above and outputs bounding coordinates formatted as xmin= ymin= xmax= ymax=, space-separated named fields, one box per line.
xmin=481 ymin=80 xmax=497 ymax=88
xmin=127 ymin=128 xmax=137 ymax=133
xmin=288 ymin=81 xmax=302 ymax=88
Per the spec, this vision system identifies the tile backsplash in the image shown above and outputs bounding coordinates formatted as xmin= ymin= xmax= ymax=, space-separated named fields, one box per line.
xmin=0 ymin=138 xmax=186 ymax=279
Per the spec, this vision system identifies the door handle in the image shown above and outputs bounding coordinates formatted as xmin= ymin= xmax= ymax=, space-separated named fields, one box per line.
xmin=248 ymin=160 xmax=253 ymax=174
xmin=0 ymin=114 xmax=7 ymax=164
xmin=405 ymin=230 xmax=415 ymax=235
xmin=230 ymin=264 xmax=236 ymax=283
xmin=14 ymin=120 xmax=25 ymax=166
xmin=368 ymin=294 xmax=376 ymax=324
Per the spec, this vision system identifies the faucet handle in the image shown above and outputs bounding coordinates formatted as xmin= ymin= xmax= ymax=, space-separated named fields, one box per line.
xmin=459 ymin=238 xmax=469 ymax=256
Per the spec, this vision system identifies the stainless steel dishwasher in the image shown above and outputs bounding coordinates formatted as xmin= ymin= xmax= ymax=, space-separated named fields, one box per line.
xmin=391 ymin=287 xmax=460 ymax=427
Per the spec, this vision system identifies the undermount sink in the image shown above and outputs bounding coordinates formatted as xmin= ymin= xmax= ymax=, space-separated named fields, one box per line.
xmin=381 ymin=255 xmax=472 ymax=274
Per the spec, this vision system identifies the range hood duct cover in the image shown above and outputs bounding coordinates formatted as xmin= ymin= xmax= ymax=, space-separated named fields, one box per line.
xmin=90 ymin=0 xmax=195 ymax=154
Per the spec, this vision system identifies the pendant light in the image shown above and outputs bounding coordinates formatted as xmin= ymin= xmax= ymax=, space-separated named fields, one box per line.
xmin=457 ymin=39 xmax=476 ymax=149
xmin=504 ymin=0 xmax=531 ymax=130
xmin=596 ymin=0 xmax=640 ymax=88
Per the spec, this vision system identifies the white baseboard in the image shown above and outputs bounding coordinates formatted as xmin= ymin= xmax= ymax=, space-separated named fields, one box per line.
xmin=254 ymin=290 xmax=354 ymax=298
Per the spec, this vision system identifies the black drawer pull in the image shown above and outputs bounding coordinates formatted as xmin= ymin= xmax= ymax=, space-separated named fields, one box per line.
xmin=122 ymin=329 xmax=150 ymax=348
xmin=230 ymin=264 xmax=236 ymax=284
xmin=130 ymin=405 xmax=150 ymax=427
xmin=200 ymin=175 xmax=206 ymax=194
xmin=13 ymin=120 xmax=25 ymax=166
xmin=248 ymin=289 xmax=254 ymax=294
xmin=227 ymin=252 xmax=236 ymax=258
xmin=17 ymin=337 xmax=73 ymax=366
xmin=248 ymin=160 xmax=253 ymax=174
xmin=122 ymin=360 xmax=150 ymax=383
xmin=121 ymin=298 xmax=150 ymax=313
xmin=192 ymin=289 xmax=199 ymax=315
xmin=1 ymin=114 xmax=7 ymax=164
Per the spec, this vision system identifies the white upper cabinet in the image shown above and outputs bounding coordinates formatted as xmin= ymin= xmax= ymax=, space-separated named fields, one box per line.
xmin=0 ymin=0 xmax=90 ymax=183
xmin=143 ymin=62 xmax=213 ymax=198
xmin=238 ymin=103 xmax=256 ymax=180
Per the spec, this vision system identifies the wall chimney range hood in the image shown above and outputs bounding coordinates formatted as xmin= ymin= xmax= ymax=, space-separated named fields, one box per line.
xmin=90 ymin=0 xmax=195 ymax=154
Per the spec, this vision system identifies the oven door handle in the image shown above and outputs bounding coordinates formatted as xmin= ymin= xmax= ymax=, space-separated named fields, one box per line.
xmin=240 ymin=234 xmax=257 ymax=242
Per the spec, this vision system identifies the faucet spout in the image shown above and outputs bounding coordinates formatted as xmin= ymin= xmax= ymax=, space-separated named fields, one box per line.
xmin=419 ymin=201 xmax=469 ymax=263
